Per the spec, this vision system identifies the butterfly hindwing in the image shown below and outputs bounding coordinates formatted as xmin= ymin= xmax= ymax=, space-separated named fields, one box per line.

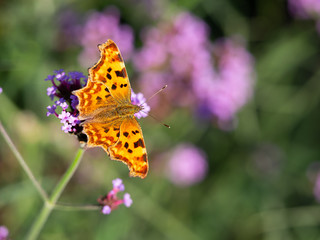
xmin=89 ymin=39 xmax=132 ymax=104
xmin=82 ymin=121 xmax=121 ymax=150
xmin=108 ymin=117 xmax=148 ymax=178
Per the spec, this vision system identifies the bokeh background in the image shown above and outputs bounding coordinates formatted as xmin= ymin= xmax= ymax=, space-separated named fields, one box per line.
xmin=1 ymin=0 xmax=320 ymax=239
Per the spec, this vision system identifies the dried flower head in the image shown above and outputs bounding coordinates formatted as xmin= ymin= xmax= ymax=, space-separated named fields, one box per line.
xmin=98 ymin=178 xmax=133 ymax=215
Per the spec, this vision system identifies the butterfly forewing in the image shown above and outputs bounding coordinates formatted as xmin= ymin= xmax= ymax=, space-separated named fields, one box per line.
xmin=73 ymin=79 xmax=117 ymax=120
xmin=89 ymin=40 xmax=132 ymax=104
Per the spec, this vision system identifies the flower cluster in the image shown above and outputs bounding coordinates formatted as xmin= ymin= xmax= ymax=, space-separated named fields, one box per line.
xmin=134 ymin=12 xmax=255 ymax=127
xmin=97 ymin=178 xmax=133 ymax=215
xmin=0 ymin=226 xmax=9 ymax=240
xmin=0 ymin=87 xmax=2 ymax=94
xmin=167 ymin=143 xmax=208 ymax=187
xmin=288 ymin=0 xmax=320 ymax=34
xmin=45 ymin=70 xmax=87 ymax=141
xmin=77 ymin=7 xmax=134 ymax=67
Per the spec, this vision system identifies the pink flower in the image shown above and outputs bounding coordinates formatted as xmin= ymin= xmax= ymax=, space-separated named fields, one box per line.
xmin=98 ymin=178 xmax=133 ymax=215
xmin=167 ymin=144 xmax=208 ymax=187
xmin=78 ymin=7 xmax=134 ymax=67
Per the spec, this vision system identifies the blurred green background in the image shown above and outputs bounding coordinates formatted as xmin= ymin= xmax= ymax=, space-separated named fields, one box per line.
xmin=1 ymin=0 xmax=320 ymax=239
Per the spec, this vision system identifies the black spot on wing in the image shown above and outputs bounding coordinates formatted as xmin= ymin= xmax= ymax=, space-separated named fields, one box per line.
xmin=123 ymin=132 xmax=129 ymax=137
xmin=115 ymin=68 xmax=127 ymax=78
xmin=124 ymin=142 xmax=129 ymax=149
xmin=106 ymin=73 xmax=112 ymax=80
xmin=142 ymin=154 xmax=147 ymax=162
xmin=134 ymin=138 xmax=145 ymax=148
xmin=117 ymin=53 xmax=123 ymax=62
xmin=112 ymin=84 xmax=117 ymax=90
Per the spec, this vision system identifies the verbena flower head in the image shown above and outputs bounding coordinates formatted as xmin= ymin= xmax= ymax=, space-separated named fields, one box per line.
xmin=167 ymin=143 xmax=208 ymax=187
xmin=0 ymin=226 xmax=9 ymax=240
xmin=78 ymin=7 xmax=134 ymax=67
xmin=134 ymin=12 xmax=255 ymax=127
xmin=45 ymin=70 xmax=87 ymax=141
xmin=98 ymin=178 xmax=133 ymax=215
xmin=0 ymin=87 xmax=2 ymax=94
xmin=193 ymin=38 xmax=255 ymax=123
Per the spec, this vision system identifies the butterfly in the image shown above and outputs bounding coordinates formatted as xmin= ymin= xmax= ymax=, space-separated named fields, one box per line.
xmin=73 ymin=39 xmax=148 ymax=178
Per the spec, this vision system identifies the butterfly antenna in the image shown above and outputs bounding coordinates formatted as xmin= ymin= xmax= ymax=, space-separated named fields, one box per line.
xmin=140 ymin=85 xmax=168 ymax=106
xmin=140 ymin=110 xmax=170 ymax=128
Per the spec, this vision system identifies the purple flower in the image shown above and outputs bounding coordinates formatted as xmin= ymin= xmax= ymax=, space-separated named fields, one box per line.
xmin=47 ymin=86 xmax=57 ymax=100
xmin=123 ymin=193 xmax=133 ymax=207
xmin=45 ymin=75 xmax=55 ymax=81
xmin=194 ymin=38 xmax=255 ymax=122
xmin=60 ymin=101 xmax=69 ymax=110
xmin=46 ymin=105 xmax=57 ymax=116
xmin=70 ymin=95 xmax=79 ymax=109
xmin=112 ymin=178 xmax=125 ymax=191
xmin=0 ymin=226 xmax=9 ymax=240
xmin=68 ymin=115 xmax=80 ymax=126
xmin=131 ymin=91 xmax=150 ymax=119
xmin=45 ymin=70 xmax=87 ymax=140
xmin=102 ymin=205 xmax=112 ymax=215
xmin=167 ymin=144 xmax=208 ymax=187
xmin=58 ymin=111 xmax=71 ymax=124
xmin=98 ymin=178 xmax=132 ymax=215
xmin=62 ymin=122 xmax=72 ymax=133
xmin=0 ymin=87 xmax=3 ymax=94
xmin=77 ymin=7 xmax=134 ymax=67
xmin=69 ymin=71 xmax=87 ymax=81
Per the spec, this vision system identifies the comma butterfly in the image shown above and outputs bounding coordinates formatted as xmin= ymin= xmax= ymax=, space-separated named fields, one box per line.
xmin=73 ymin=40 xmax=148 ymax=178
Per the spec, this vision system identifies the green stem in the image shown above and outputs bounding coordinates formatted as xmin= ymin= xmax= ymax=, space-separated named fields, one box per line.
xmin=0 ymin=122 xmax=48 ymax=201
xmin=25 ymin=202 xmax=53 ymax=240
xmin=26 ymin=148 xmax=85 ymax=240
xmin=54 ymin=203 xmax=100 ymax=211
xmin=49 ymin=148 xmax=85 ymax=204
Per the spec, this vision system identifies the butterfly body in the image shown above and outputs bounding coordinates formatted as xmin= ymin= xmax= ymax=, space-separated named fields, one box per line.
xmin=73 ymin=40 xmax=148 ymax=178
